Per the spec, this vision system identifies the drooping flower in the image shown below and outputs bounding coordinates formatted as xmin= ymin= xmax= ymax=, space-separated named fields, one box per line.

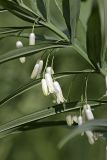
xmin=85 ymin=131 xmax=95 ymax=144
xmin=78 ymin=116 xmax=83 ymax=126
xmin=16 ymin=40 xmax=26 ymax=64
xmin=41 ymin=79 xmax=49 ymax=96
xmin=38 ymin=60 xmax=43 ymax=74
xmin=53 ymin=81 xmax=65 ymax=104
xmin=46 ymin=67 xmax=54 ymax=75
xmin=31 ymin=63 xmax=40 ymax=79
xmin=83 ymin=104 xmax=94 ymax=120
xmin=45 ymin=73 xmax=55 ymax=93
xmin=19 ymin=57 xmax=26 ymax=64
xmin=66 ymin=114 xmax=73 ymax=126
xmin=16 ymin=40 xmax=23 ymax=48
xmin=31 ymin=60 xmax=43 ymax=79
xmin=29 ymin=33 xmax=36 ymax=45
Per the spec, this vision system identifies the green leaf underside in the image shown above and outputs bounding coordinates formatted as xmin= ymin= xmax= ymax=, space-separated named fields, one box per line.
xmin=36 ymin=0 xmax=47 ymax=19
xmin=87 ymin=0 xmax=102 ymax=69
xmin=0 ymin=101 xmax=105 ymax=139
xmin=0 ymin=70 xmax=97 ymax=107
xmin=62 ymin=0 xmax=80 ymax=42
xmin=0 ymin=0 xmax=44 ymax=23
xmin=58 ymin=119 xmax=107 ymax=148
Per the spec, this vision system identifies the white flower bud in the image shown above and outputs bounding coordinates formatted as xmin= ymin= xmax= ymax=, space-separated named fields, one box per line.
xmin=78 ymin=116 xmax=83 ymax=126
xmin=46 ymin=67 xmax=54 ymax=75
xmin=66 ymin=115 xmax=73 ymax=126
xmin=85 ymin=131 xmax=95 ymax=144
xmin=29 ymin=33 xmax=36 ymax=45
xmin=16 ymin=41 xmax=26 ymax=64
xmin=41 ymin=79 xmax=49 ymax=96
xmin=84 ymin=104 xmax=94 ymax=120
xmin=53 ymin=81 xmax=65 ymax=104
xmin=16 ymin=40 xmax=23 ymax=48
xmin=38 ymin=60 xmax=43 ymax=74
xmin=31 ymin=63 xmax=39 ymax=79
xmin=45 ymin=73 xmax=54 ymax=93
xmin=19 ymin=57 xmax=26 ymax=64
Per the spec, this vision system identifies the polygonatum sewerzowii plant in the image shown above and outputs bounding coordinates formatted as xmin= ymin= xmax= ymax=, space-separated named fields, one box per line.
xmin=0 ymin=0 xmax=107 ymax=159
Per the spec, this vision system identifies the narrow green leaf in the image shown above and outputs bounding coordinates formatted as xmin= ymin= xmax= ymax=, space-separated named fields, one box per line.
xmin=69 ymin=0 xmax=80 ymax=43
xmin=0 ymin=101 xmax=102 ymax=139
xmin=43 ymin=0 xmax=50 ymax=22
xmin=0 ymin=102 xmax=79 ymax=138
xmin=36 ymin=0 xmax=47 ymax=19
xmin=72 ymin=43 xmax=95 ymax=68
xmin=54 ymin=0 xmax=63 ymax=15
xmin=0 ymin=70 xmax=97 ymax=106
xmin=87 ymin=0 xmax=102 ymax=69
xmin=0 ymin=0 xmax=44 ymax=23
xmin=58 ymin=119 xmax=107 ymax=148
xmin=62 ymin=0 xmax=70 ymax=37
xmin=0 ymin=43 xmax=64 ymax=64
xmin=62 ymin=0 xmax=80 ymax=42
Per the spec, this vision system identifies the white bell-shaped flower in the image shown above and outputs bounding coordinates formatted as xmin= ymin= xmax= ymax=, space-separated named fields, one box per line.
xmin=41 ymin=79 xmax=49 ymax=96
xmin=46 ymin=67 xmax=54 ymax=75
xmin=78 ymin=116 xmax=83 ymax=126
xmin=16 ymin=41 xmax=26 ymax=63
xmin=31 ymin=63 xmax=39 ymax=79
xmin=45 ymin=73 xmax=54 ymax=93
xmin=85 ymin=131 xmax=95 ymax=144
xmin=29 ymin=33 xmax=36 ymax=45
xmin=38 ymin=60 xmax=43 ymax=74
xmin=16 ymin=40 xmax=23 ymax=48
xmin=83 ymin=104 xmax=94 ymax=120
xmin=53 ymin=81 xmax=62 ymax=93
xmin=66 ymin=115 xmax=73 ymax=126
xmin=19 ymin=57 xmax=26 ymax=64
xmin=53 ymin=81 xmax=65 ymax=104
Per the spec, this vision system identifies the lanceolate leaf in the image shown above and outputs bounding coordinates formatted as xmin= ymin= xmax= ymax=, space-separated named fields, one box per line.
xmin=87 ymin=0 xmax=102 ymax=70
xmin=0 ymin=43 xmax=64 ymax=64
xmin=69 ymin=0 xmax=80 ymax=43
xmin=0 ymin=0 xmax=44 ymax=23
xmin=0 ymin=102 xmax=79 ymax=139
xmin=0 ymin=101 xmax=105 ymax=139
xmin=62 ymin=0 xmax=71 ymax=37
xmin=102 ymin=0 xmax=107 ymax=62
xmin=0 ymin=100 xmax=103 ymax=139
xmin=0 ymin=25 xmax=42 ymax=35
xmin=36 ymin=0 xmax=47 ymax=19
xmin=54 ymin=0 xmax=63 ymax=15
xmin=43 ymin=0 xmax=50 ymax=22
xmin=59 ymin=119 xmax=107 ymax=148
xmin=62 ymin=0 xmax=80 ymax=42
xmin=0 ymin=70 xmax=96 ymax=106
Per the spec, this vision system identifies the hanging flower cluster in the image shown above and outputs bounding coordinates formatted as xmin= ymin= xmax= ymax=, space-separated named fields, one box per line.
xmin=16 ymin=31 xmax=36 ymax=64
xmin=41 ymin=67 xmax=65 ymax=104
xmin=66 ymin=103 xmax=100 ymax=145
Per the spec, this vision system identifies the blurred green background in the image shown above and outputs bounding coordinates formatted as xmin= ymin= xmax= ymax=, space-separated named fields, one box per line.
xmin=0 ymin=0 xmax=107 ymax=160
